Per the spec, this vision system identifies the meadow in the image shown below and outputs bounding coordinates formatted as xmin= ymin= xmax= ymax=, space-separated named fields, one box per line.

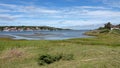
xmin=0 ymin=30 xmax=120 ymax=68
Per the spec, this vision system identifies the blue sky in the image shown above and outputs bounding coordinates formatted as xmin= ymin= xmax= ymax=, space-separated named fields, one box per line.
xmin=0 ymin=0 xmax=120 ymax=29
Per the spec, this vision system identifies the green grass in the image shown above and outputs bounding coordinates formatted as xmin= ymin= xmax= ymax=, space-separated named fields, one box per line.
xmin=0 ymin=31 xmax=120 ymax=68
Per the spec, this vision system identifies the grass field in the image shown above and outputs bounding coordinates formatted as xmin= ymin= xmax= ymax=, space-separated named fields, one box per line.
xmin=0 ymin=30 xmax=120 ymax=68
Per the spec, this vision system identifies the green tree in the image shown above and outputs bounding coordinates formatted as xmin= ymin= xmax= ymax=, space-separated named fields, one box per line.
xmin=104 ymin=22 xmax=112 ymax=30
xmin=118 ymin=24 xmax=120 ymax=28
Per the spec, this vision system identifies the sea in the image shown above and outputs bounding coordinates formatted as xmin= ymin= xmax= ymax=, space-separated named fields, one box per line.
xmin=0 ymin=30 xmax=91 ymax=40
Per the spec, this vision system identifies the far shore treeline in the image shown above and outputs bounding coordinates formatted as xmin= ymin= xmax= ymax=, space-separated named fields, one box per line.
xmin=0 ymin=26 xmax=70 ymax=31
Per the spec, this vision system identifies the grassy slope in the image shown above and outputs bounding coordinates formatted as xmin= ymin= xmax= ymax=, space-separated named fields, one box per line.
xmin=0 ymin=30 xmax=120 ymax=68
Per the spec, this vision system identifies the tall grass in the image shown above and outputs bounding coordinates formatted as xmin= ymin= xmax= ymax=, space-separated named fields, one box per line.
xmin=0 ymin=33 xmax=120 ymax=68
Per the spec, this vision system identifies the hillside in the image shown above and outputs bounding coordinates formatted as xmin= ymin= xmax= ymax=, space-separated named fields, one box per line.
xmin=84 ymin=29 xmax=120 ymax=36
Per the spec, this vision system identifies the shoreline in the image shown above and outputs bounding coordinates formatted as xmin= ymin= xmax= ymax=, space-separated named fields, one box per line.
xmin=0 ymin=35 xmax=15 ymax=38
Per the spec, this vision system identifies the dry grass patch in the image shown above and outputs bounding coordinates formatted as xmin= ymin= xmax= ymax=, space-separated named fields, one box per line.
xmin=0 ymin=48 xmax=25 ymax=60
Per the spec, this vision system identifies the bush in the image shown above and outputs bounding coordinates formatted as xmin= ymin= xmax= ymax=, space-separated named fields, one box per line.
xmin=38 ymin=53 xmax=74 ymax=65
xmin=38 ymin=54 xmax=55 ymax=65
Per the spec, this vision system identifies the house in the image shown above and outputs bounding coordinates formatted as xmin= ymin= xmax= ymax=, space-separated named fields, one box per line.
xmin=3 ymin=27 xmax=10 ymax=32
xmin=111 ymin=25 xmax=120 ymax=30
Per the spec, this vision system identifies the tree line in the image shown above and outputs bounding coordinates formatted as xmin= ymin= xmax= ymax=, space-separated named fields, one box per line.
xmin=0 ymin=26 xmax=70 ymax=31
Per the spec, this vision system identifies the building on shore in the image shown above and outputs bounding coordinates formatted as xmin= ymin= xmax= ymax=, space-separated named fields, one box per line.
xmin=111 ymin=25 xmax=120 ymax=30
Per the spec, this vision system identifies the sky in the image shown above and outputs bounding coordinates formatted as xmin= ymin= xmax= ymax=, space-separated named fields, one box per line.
xmin=0 ymin=0 xmax=120 ymax=29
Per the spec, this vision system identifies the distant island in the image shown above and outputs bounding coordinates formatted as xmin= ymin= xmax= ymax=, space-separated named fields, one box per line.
xmin=0 ymin=26 xmax=70 ymax=32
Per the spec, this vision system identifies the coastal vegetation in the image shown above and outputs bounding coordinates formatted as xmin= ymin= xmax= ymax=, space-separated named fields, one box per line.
xmin=0 ymin=22 xmax=120 ymax=68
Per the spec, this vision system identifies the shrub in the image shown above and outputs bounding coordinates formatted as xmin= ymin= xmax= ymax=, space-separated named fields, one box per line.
xmin=38 ymin=53 xmax=74 ymax=65
xmin=38 ymin=54 xmax=55 ymax=65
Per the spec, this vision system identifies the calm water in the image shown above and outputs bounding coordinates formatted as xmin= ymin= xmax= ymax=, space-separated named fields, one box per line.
xmin=0 ymin=30 xmax=90 ymax=40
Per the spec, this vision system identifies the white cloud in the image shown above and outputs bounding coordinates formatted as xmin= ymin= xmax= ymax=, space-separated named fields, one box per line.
xmin=0 ymin=3 xmax=17 ymax=8
xmin=0 ymin=3 xmax=120 ymax=29
xmin=1 ymin=3 xmax=119 ymax=19
xmin=102 ymin=0 xmax=120 ymax=8
xmin=0 ymin=9 xmax=11 ymax=12
xmin=0 ymin=3 xmax=59 ymax=14
xmin=0 ymin=14 xmax=26 ymax=21
xmin=75 ymin=6 xmax=110 ymax=9
xmin=0 ymin=3 xmax=61 ymax=20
